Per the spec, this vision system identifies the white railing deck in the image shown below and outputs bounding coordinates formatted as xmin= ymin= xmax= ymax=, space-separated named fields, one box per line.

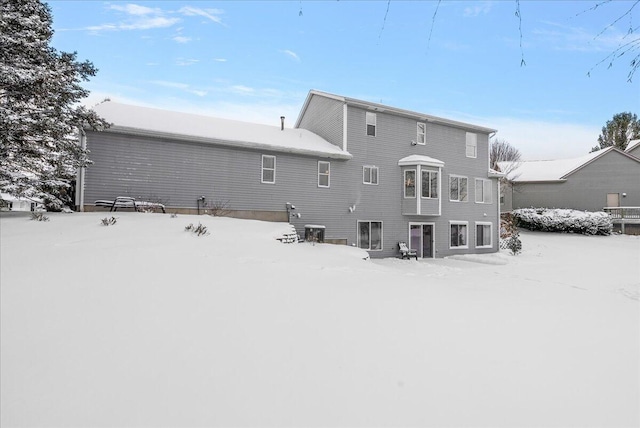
xmin=603 ymin=207 xmax=640 ymax=220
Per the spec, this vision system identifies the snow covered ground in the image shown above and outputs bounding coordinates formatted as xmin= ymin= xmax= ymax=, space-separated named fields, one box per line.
xmin=1 ymin=212 xmax=638 ymax=427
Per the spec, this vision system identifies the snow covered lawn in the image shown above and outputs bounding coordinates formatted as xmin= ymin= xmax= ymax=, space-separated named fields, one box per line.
xmin=1 ymin=212 xmax=638 ymax=427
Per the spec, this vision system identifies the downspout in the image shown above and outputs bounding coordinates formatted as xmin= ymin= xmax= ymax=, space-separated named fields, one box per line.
xmin=342 ymin=103 xmax=348 ymax=152
xmin=77 ymin=128 xmax=87 ymax=212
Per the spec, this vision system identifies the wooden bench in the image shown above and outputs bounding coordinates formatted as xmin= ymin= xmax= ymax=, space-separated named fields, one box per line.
xmin=95 ymin=197 xmax=166 ymax=213
xmin=398 ymin=242 xmax=418 ymax=260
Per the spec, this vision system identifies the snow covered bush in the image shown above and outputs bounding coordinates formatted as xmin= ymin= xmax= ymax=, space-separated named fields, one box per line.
xmin=30 ymin=212 xmax=49 ymax=222
xmin=100 ymin=216 xmax=117 ymax=226
xmin=500 ymin=213 xmax=522 ymax=255
xmin=185 ymin=223 xmax=209 ymax=236
xmin=512 ymin=208 xmax=612 ymax=235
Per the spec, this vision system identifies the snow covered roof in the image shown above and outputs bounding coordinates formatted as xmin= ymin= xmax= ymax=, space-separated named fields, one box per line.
xmin=90 ymin=101 xmax=352 ymax=160
xmin=501 ymin=147 xmax=639 ymax=182
xmin=397 ymin=155 xmax=445 ymax=167
xmin=296 ymin=90 xmax=497 ymax=134
xmin=626 ymin=139 xmax=640 ymax=154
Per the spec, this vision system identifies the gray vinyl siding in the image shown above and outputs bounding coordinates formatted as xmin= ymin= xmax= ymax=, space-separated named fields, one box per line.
xmin=305 ymin=104 xmax=500 ymax=258
xmin=296 ymin=95 xmax=344 ymax=150
xmin=512 ymin=150 xmax=640 ymax=212
xmin=85 ymin=130 xmax=348 ymax=211
xmin=84 ymin=94 xmax=500 ymax=258
xmin=626 ymin=144 xmax=640 ymax=159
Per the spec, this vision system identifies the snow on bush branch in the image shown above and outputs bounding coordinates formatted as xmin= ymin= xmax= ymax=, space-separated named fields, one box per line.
xmin=513 ymin=208 xmax=612 ymax=236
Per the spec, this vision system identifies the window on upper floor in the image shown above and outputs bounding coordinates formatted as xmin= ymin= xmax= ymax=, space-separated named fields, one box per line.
xmin=475 ymin=222 xmax=492 ymax=248
xmin=450 ymin=222 xmax=468 ymax=248
xmin=261 ymin=155 xmax=276 ymax=184
xmin=404 ymin=169 xmax=416 ymax=198
xmin=475 ymin=178 xmax=492 ymax=204
xmin=318 ymin=161 xmax=330 ymax=188
xmin=358 ymin=220 xmax=383 ymax=251
xmin=417 ymin=122 xmax=426 ymax=145
xmin=466 ymin=132 xmax=477 ymax=158
xmin=421 ymin=170 xmax=438 ymax=199
xmin=363 ymin=165 xmax=379 ymax=185
xmin=449 ymin=175 xmax=468 ymax=202
xmin=366 ymin=112 xmax=377 ymax=136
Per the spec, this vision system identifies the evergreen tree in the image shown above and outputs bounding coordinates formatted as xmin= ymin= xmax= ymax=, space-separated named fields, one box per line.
xmin=0 ymin=0 xmax=108 ymax=210
xmin=590 ymin=112 xmax=640 ymax=152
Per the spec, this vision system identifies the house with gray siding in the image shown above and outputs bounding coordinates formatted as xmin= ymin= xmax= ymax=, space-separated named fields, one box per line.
xmin=626 ymin=139 xmax=640 ymax=158
xmin=78 ymin=90 xmax=501 ymax=258
xmin=500 ymin=147 xmax=640 ymax=213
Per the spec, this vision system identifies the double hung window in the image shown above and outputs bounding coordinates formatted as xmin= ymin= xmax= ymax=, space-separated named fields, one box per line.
xmin=475 ymin=179 xmax=492 ymax=203
xmin=476 ymin=223 xmax=492 ymax=248
xmin=318 ymin=161 xmax=330 ymax=188
xmin=366 ymin=112 xmax=377 ymax=136
xmin=421 ymin=170 xmax=438 ymax=198
xmin=417 ymin=122 xmax=426 ymax=145
xmin=261 ymin=155 xmax=276 ymax=184
xmin=466 ymin=132 xmax=477 ymax=158
xmin=404 ymin=170 xmax=416 ymax=198
xmin=449 ymin=175 xmax=468 ymax=202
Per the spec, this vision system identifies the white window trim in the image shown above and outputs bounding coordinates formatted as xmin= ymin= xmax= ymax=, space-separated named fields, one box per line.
xmin=318 ymin=161 xmax=330 ymax=188
xmin=417 ymin=122 xmax=426 ymax=145
xmin=475 ymin=178 xmax=492 ymax=204
xmin=475 ymin=221 xmax=493 ymax=249
xmin=449 ymin=175 xmax=468 ymax=202
xmin=404 ymin=169 xmax=416 ymax=199
xmin=261 ymin=155 xmax=276 ymax=184
xmin=366 ymin=112 xmax=377 ymax=136
xmin=466 ymin=132 xmax=477 ymax=158
xmin=363 ymin=165 xmax=379 ymax=185
xmin=421 ymin=170 xmax=438 ymax=199
xmin=357 ymin=220 xmax=384 ymax=251
xmin=449 ymin=221 xmax=469 ymax=249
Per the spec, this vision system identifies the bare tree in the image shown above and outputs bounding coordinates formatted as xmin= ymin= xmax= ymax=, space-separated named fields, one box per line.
xmin=490 ymin=138 xmax=521 ymax=172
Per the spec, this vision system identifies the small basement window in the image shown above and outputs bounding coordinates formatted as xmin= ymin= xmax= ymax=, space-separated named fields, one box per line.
xmin=304 ymin=225 xmax=325 ymax=243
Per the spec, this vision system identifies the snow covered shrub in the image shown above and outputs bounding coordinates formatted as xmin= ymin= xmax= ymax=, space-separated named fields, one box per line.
xmin=505 ymin=231 xmax=522 ymax=255
xmin=100 ymin=216 xmax=117 ymax=226
xmin=512 ymin=208 xmax=612 ymax=235
xmin=170 ymin=213 xmax=178 ymax=218
xmin=185 ymin=223 xmax=209 ymax=236
xmin=499 ymin=212 xmax=522 ymax=255
xmin=205 ymin=199 xmax=231 ymax=217
xmin=30 ymin=212 xmax=49 ymax=222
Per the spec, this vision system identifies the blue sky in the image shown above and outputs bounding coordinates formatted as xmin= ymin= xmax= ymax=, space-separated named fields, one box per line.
xmin=48 ymin=1 xmax=639 ymax=160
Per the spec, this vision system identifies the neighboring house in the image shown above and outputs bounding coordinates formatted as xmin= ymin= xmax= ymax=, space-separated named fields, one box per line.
xmin=0 ymin=193 xmax=43 ymax=212
xmin=78 ymin=90 xmax=501 ymax=258
xmin=626 ymin=139 xmax=640 ymax=158
xmin=500 ymin=147 xmax=640 ymax=213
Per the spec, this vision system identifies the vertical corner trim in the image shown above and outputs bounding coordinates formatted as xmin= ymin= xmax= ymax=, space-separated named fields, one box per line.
xmin=342 ymin=103 xmax=348 ymax=152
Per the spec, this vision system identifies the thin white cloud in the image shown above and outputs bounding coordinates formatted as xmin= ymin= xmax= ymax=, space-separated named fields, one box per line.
xmin=149 ymin=80 xmax=208 ymax=97
xmin=231 ymin=85 xmax=255 ymax=94
xmin=109 ymin=4 xmax=160 ymax=16
xmin=173 ymin=36 xmax=192 ymax=43
xmin=463 ymin=1 xmax=492 ymax=17
xmin=533 ymin=21 xmax=628 ymax=52
xmin=213 ymin=58 xmax=227 ymax=62
xmin=282 ymin=50 xmax=300 ymax=61
xmin=119 ymin=16 xmax=179 ymax=30
xmin=179 ymin=6 xmax=225 ymax=25
xmin=175 ymin=58 xmax=200 ymax=66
